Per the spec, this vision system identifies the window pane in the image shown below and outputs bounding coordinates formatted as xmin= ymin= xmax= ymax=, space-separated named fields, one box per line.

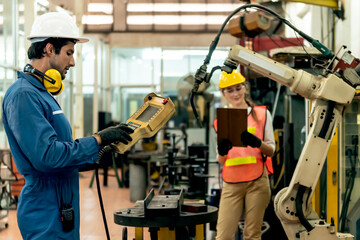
xmin=114 ymin=87 xmax=153 ymax=123
xmin=57 ymin=81 xmax=73 ymax=122
xmin=111 ymin=48 xmax=161 ymax=85
xmin=162 ymin=47 xmax=229 ymax=128
xmin=84 ymin=87 xmax=94 ymax=137
xmin=18 ymin=0 xmax=25 ymax=67
xmin=0 ymin=0 xmax=14 ymax=65
xmin=83 ymin=43 xmax=95 ymax=85
xmin=111 ymin=87 xmax=121 ymax=121
xmin=0 ymin=68 xmax=17 ymax=148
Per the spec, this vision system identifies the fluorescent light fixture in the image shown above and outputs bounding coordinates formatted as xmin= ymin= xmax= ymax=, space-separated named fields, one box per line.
xmin=127 ymin=3 xmax=244 ymax=12
xmin=127 ymin=15 xmax=227 ymax=25
xmin=127 ymin=15 xmax=153 ymax=25
xmin=82 ymin=15 xmax=113 ymax=25
xmin=88 ymin=3 xmax=113 ymax=14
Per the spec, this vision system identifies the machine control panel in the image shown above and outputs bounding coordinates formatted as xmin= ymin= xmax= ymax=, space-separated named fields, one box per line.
xmin=111 ymin=92 xmax=175 ymax=153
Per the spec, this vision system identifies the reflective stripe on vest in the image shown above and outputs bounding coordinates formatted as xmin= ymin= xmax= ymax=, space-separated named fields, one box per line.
xmin=248 ymin=126 xmax=256 ymax=134
xmin=225 ymin=156 xmax=257 ymax=166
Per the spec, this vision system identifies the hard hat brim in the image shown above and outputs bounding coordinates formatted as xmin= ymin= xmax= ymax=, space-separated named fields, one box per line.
xmin=27 ymin=36 xmax=89 ymax=43
xmin=218 ymin=70 xmax=246 ymax=89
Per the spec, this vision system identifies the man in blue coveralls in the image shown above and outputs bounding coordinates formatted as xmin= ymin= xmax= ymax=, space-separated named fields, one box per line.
xmin=2 ymin=12 xmax=133 ymax=240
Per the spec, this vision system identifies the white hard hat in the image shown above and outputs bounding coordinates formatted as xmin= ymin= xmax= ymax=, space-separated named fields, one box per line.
xmin=27 ymin=12 xmax=89 ymax=43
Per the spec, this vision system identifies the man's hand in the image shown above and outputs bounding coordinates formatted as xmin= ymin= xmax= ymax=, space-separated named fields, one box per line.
xmin=95 ymin=123 xmax=134 ymax=146
xmin=218 ymin=139 xmax=232 ymax=156
xmin=241 ymin=131 xmax=262 ymax=148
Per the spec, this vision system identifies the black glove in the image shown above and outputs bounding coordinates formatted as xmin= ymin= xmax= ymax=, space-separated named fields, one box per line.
xmin=218 ymin=139 xmax=232 ymax=156
xmin=96 ymin=123 xmax=134 ymax=146
xmin=241 ymin=131 xmax=262 ymax=148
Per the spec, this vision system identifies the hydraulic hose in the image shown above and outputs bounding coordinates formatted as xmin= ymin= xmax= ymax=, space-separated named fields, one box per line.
xmin=190 ymin=92 xmax=203 ymax=128
xmin=318 ymin=101 xmax=335 ymax=139
xmin=296 ymin=185 xmax=314 ymax=232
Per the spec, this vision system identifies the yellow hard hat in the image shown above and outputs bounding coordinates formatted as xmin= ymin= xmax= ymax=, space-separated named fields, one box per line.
xmin=218 ymin=70 xmax=246 ymax=89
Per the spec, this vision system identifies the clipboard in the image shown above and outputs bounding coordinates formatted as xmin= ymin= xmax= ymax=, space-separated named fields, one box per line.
xmin=216 ymin=108 xmax=247 ymax=147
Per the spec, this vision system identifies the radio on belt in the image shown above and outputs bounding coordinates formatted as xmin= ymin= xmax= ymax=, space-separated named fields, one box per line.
xmin=111 ymin=92 xmax=175 ymax=153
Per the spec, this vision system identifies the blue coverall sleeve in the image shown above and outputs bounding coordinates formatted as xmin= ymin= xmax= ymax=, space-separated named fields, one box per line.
xmin=5 ymin=91 xmax=100 ymax=173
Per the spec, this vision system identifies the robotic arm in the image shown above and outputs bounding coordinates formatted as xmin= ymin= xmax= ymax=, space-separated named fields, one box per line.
xmin=226 ymin=45 xmax=355 ymax=104
xmin=225 ymin=45 xmax=357 ymax=240
xmin=190 ymin=4 xmax=360 ymax=240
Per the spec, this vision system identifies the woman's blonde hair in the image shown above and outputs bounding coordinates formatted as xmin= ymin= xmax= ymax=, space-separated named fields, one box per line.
xmin=243 ymin=81 xmax=258 ymax=122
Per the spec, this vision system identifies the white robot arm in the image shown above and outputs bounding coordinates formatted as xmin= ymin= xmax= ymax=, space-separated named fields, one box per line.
xmin=227 ymin=45 xmax=355 ymax=104
xmin=190 ymin=4 xmax=360 ymax=239
xmin=225 ymin=45 xmax=357 ymax=240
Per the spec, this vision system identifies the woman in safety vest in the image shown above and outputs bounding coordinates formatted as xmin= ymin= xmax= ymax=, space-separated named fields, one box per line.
xmin=214 ymin=69 xmax=275 ymax=240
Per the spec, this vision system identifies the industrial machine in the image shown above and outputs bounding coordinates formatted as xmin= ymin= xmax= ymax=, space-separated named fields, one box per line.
xmin=191 ymin=3 xmax=360 ymax=240
xmin=111 ymin=92 xmax=175 ymax=153
xmin=114 ymin=188 xmax=218 ymax=240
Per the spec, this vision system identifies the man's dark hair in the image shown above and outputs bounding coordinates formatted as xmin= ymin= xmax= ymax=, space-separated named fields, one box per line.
xmin=27 ymin=38 xmax=77 ymax=60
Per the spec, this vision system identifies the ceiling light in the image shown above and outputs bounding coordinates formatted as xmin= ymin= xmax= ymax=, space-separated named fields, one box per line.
xmin=82 ymin=15 xmax=113 ymax=25
xmin=127 ymin=15 xmax=227 ymax=25
xmin=127 ymin=3 xmax=244 ymax=12
xmin=88 ymin=3 xmax=113 ymax=14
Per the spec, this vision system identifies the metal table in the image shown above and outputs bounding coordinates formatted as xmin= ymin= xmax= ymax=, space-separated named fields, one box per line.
xmin=114 ymin=189 xmax=218 ymax=240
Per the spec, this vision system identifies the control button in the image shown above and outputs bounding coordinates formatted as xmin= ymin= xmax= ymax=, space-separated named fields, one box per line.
xmin=162 ymin=99 xmax=168 ymax=104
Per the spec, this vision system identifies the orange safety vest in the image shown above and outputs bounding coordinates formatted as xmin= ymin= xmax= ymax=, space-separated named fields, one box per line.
xmin=214 ymin=106 xmax=273 ymax=183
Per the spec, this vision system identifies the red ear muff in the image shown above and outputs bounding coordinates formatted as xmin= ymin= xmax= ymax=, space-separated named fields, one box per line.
xmin=24 ymin=64 xmax=63 ymax=95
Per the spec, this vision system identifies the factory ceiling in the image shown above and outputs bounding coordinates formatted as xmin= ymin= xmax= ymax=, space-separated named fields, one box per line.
xmin=48 ymin=0 xmax=258 ymax=34
xmin=36 ymin=0 xmax=341 ymax=35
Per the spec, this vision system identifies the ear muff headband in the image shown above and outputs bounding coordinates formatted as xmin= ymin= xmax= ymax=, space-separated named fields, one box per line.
xmin=23 ymin=64 xmax=63 ymax=95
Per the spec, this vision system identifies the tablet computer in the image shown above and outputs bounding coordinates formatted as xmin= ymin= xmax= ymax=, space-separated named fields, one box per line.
xmin=216 ymin=108 xmax=247 ymax=147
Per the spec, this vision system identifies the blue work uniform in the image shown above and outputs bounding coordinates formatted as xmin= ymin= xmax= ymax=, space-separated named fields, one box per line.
xmin=2 ymin=71 xmax=100 ymax=240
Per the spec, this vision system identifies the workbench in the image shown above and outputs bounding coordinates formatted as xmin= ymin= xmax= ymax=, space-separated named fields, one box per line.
xmin=114 ymin=189 xmax=218 ymax=240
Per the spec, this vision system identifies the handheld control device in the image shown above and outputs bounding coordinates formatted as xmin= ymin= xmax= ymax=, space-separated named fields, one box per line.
xmin=111 ymin=92 xmax=175 ymax=153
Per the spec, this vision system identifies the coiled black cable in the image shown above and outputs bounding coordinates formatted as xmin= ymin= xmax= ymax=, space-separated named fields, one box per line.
xmin=96 ymin=145 xmax=113 ymax=240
